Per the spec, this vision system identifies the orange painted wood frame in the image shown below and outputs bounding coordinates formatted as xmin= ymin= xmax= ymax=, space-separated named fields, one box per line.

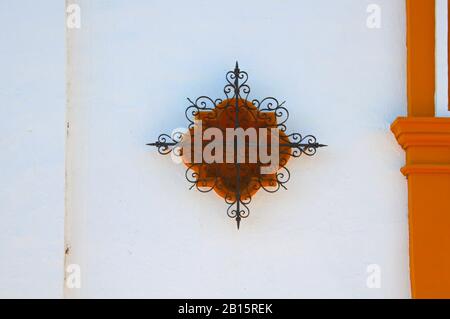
xmin=392 ymin=0 xmax=450 ymax=298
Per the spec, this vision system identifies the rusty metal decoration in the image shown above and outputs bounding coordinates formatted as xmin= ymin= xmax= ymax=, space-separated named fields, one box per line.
xmin=147 ymin=62 xmax=326 ymax=229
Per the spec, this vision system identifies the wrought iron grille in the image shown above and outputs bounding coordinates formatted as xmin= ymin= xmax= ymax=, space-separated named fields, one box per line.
xmin=147 ymin=62 xmax=326 ymax=229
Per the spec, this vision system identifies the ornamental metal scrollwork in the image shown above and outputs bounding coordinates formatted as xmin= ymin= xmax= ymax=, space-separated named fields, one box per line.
xmin=147 ymin=62 xmax=326 ymax=229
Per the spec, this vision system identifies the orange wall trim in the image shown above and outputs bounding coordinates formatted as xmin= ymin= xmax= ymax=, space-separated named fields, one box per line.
xmin=392 ymin=118 xmax=450 ymax=298
xmin=405 ymin=0 xmax=435 ymax=116
xmin=392 ymin=0 xmax=450 ymax=299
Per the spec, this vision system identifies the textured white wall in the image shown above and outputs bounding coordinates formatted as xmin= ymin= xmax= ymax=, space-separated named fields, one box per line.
xmin=0 ymin=1 xmax=65 ymax=298
xmin=65 ymin=0 xmax=410 ymax=298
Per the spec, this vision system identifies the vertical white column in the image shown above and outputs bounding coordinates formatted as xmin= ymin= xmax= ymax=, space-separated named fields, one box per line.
xmin=64 ymin=0 xmax=88 ymax=298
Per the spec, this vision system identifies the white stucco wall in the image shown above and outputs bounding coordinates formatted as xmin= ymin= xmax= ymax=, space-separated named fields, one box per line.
xmin=436 ymin=0 xmax=449 ymax=117
xmin=0 ymin=1 xmax=65 ymax=298
xmin=65 ymin=0 xmax=410 ymax=298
